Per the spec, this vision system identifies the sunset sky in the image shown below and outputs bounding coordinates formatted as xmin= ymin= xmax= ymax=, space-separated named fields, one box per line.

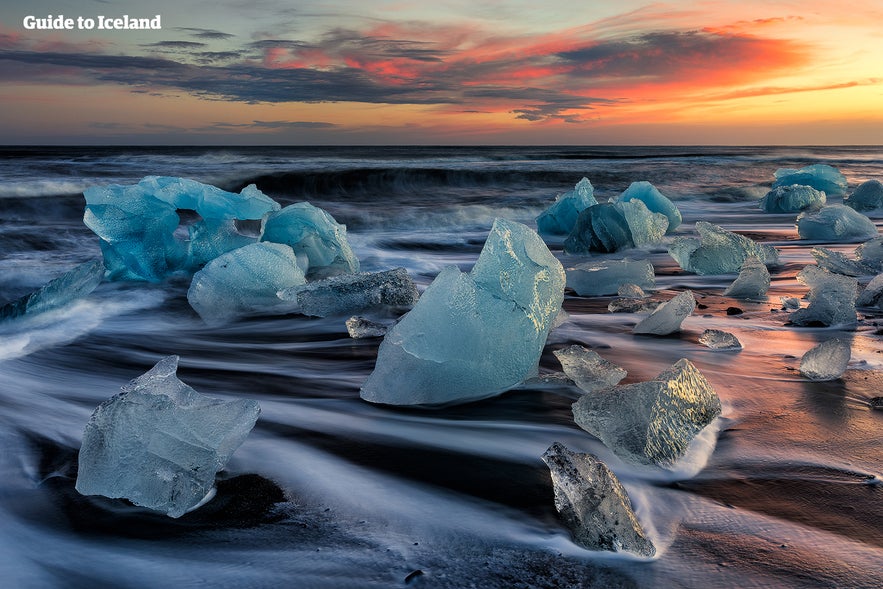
xmin=1 ymin=0 xmax=882 ymax=144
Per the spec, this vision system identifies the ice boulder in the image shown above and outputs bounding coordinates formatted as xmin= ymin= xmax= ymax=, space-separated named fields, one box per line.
xmin=541 ymin=443 xmax=655 ymax=557
xmin=772 ymin=164 xmax=847 ymax=196
xmin=796 ymin=205 xmax=877 ymax=242
xmin=723 ymin=256 xmax=770 ymax=299
xmin=553 ymin=345 xmax=626 ymax=394
xmin=0 ymin=259 xmax=104 ymax=321
xmin=698 ymin=329 xmax=742 ymax=351
xmin=844 ymin=179 xmax=883 ymax=211
xmin=669 ymin=221 xmax=779 ymax=275
xmin=856 ymin=273 xmax=883 ymax=308
xmin=346 ymin=316 xmax=389 ymax=339
xmin=759 ymin=184 xmax=825 ymax=213
xmin=572 ymin=359 xmax=721 ymax=466
xmin=76 ymin=356 xmax=260 ymax=518
xmin=564 ymin=201 xmax=668 ymax=254
xmin=633 ymin=290 xmax=695 ymax=335
xmin=536 ymin=178 xmax=597 ymax=235
xmin=789 ymin=265 xmax=858 ymax=326
xmin=811 ymin=247 xmax=877 ymax=277
xmin=360 ymin=218 xmax=565 ymax=406
xmin=565 ymin=259 xmax=655 ymax=296
xmin=260 ymin=202 xmax=359 ymax=279
xmin=611 ymin=181 xmax=681 ymax=232
xmin=187 ymin=242 xmax=306 ymax=325
xmin=278 ymin=267 xmax=419 ymax=317
xmin=799 ymin=338 xmax=851 ymax=381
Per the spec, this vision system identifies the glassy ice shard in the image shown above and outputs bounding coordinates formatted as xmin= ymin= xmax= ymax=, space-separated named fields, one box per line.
xmin=278 ymin=267 xmax=419 ymax=317
xmin=553 ymin=345 xmax=626 ymax=394
xmin=668 ymin=221 xmax=779 ymax=275
xmin=564 ymin=201 xmax=668 ymax=254
xmin=698 ymin=329 xmax=742 ymax=351
xmin=611 ymin=181 xmax=681 ymax=232
xmin=759 ymin=184 xmax=825 ymax=213
xmin=536 ymin=178 xmax=598 ymax=235
xmin=796 ymin=205 xmax=878 ymax=242
xmin=0 ymin=259 xmax=104 ymax=321
xmin=723 ymin=256 xmax=770 ymax=299
xmin=633 ymin=290 xmax=695 ymax=335
xmin=844 ymin=179 xmax=883 ymax=211
xmin=856 ymin=273 xmax=883 ymax=308
xmin=566 ymin=259 xmax=655 ymax=296
xmin=799 ymin=338 xmax=851 ymax=381
xmin=811 ymin=247 xmax=877 ymax=277
xmin=772 ymin=164 xmax=847 ymax=196
xmin=789 ymin=265 xmax=858 ymax=326
xmin=855 ymin=237 xmax=883 ymax=271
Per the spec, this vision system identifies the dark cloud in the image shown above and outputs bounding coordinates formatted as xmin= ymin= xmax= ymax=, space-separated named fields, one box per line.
xmin=174 ymin=27 xmax=235 ymax=40
xmin=209 ymin=120 xmax=337 ymax=129
xmin=141 ymin=41 xmax=208 ymax=49
xmin=193 ymin=51 xmax=246 ymax=64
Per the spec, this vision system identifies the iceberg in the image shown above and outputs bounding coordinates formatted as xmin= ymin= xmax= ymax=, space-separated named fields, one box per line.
xmin=772 ymin=164 xmax=847 ymax=196
xmin=571 ymin=359 xmax=721 ymax=466
xmin=0 ymin=259 xmax=104 ymax=321
xmin=811 ymin=247 xmax=877 ymax=277
xmin=346 ymin=316 xmax=389 ymax=339
xmin=260 ymin=202 xmax=359 ymax=279
xmin=137 ymin=176 xmax=279 ymax=220
xmin=564 ymin=201 xmax=668 ymax=254
xmin=76 ymin=356 xmax=260 ymax=518
xmin=796 ymin=205 xmax=877 ymax=242
xmin=723 ymin=256 xmax=770 ymax=299
xmin=759 ymin=184 xmax=825 ymax=213
xmin=278 ymin=267 xmax=419 ymax=317
xmin=698 ymin=329 xmax=742 ymax=351
xmin=360 ymin=218 xmax=565 ymax=406
xmin=187 ymin=242 xmax=306 ymax=325
xmin=789 ymin=265 xmax=858 ymax=326
xmin=536 ymin=178 xmax=597 ymax=235
xmin=844 ymin=179 xmax=883 ymax=211
xmin=856 ymin=274 xmax=883 ymax=308
xmin=553 ymin=345 xmax=626 ymax=394
xmin=668 ymin=221 xmax=779 ymax=275
xmin=565 ymin=259 xmax=655 ymax=297
xmin=186 ymin=219 xmax=257 ymax=269
xmin=799 ymin=339 xmax=851 ymax=381
xmin=611 ymin=181 xmax=681 ymax=232
xmin=541 ymin=443 xmax=655 ymax=557
xmin=633 ymin=290 xmax=695 ymax=335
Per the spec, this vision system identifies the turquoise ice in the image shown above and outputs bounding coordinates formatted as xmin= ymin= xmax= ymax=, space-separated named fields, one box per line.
xmin=845 ymin=179 xmax=883 ymax=211
xmin=772 ymin=164 xmax=847 ymax=196
xmin=611 ymin=181 xmax=681 ymax=232
xmin=796 ymin=205 xmax=878 ymax=242
xmin=0 ymin=259 xmax=104 ymax=321
xmin=759 ymin=184 xmax=825 ymax=213
xmin=566 ymin=259 xmax=655 ymax=296
xmin=536 ymin=178 xmax=598 ymax=235
xmin=789 ymin=265 xmax=858 ymax=326
xmin=564 ymin=201 xmax=668 ymax=254
xmin=669 ymin=221 xmax=779 ymax=275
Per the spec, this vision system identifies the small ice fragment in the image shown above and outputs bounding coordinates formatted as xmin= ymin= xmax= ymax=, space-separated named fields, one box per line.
xmin=723 ymin=256 xmax=770 ymax=299
xmin=772 ymin=164 xmax=847 ymax=196
xmin=541 ymin=442 xmax=655 ymax=557
xmin=855 ymin=237 xmax=883 ymax=271
xmin=611 ymin=181 xmax=681 ymax=232
xmin=564 ymin=201 xmax=668 ymax=254
xmin=796 ymin=205 xmax=878 ymax=242
xmin=346 ymin=316 xmax=389 ymax=338
xmin=571 ymin=358 xmax=722 ymax=466
xmin=553 ymin=345 xmax=626 ymax=393
xmin=633 ymin=290 xmax=695 ymax=335
xmin=536 ymin=178 xmax=598 ymax=235
xmin=0 ymin=259 xmax=104 ymax=321
xmin=844 ymin=179 xmax=883 ymax=211
xmin=618 ymin=283 xmax=648 ymax=298
xmin=75 ymin=356 xmax=260 ymax=518
xmin=668 ymin=221 xmax=780 ymax=275
xmin=759 ymin=184 xmax=825 ymax=213
xmin=799 ymin=339 xmax=851 ymax=381
xmin=856 ymin=274 xmax=883 ymax=308
xmin=566 ymin=259 xmax=655 ymax=296
xmin=698 ymin=329 xmax=742 ymax=351
xmin=780 ymin=296 xmax=801 ymax=310
xmin=278 ymin=267 xmax=419 ymax=317
xmin=789 ymin=265 xmax=858 ymax=326
xmin=608 ymin=298 xmax=660 ymax=313
xmin=811 ymin=247 xmax=877 ymax=277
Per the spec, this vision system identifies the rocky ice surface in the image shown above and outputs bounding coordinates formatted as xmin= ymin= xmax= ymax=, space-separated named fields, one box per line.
xmin=771 ymin=164 xmax=848 ymax=196
xmin=789 ymin=265 xmax=858 ymax=326
xmin=759 ymin=184 xmax=825 ymax=213
xmin=669 ymin=221 xmax=779 ymax=275
xmin=565 ymin=259 xmax=655 ymax=297
xmin=536 ymin=178 xmax=597 ymax=235
xmin=553 ymin=345 xmax=627 ymax=394
xmin=0 ymin=259 xmax=104 ymax=321
xmin=633 ymin=290 xmax=695 ymax=335
xmin=799 ymin=338 xmax=851 ymax=381
xmin=723 ymin=256 xmax=770 ymax=299
xmin=278 ymin=267 xmax=419 ymax=317
xmin=796 ymin=205 xmax=878 ymax=242
xmin=811 ymin=247 xmax=877 ymax=277
xmin=857 ymin=273 xmax=883 ymax=308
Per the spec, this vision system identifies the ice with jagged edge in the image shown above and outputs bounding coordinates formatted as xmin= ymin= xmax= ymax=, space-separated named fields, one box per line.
xmin=845 ymin=179 xmax=883 ymax=211
xmin=564 ymin=201 xmax=668 ymax=254
xmin=360 ymin=218 xmax=565 ymax=406
xmin=76 ymin=355 xmax=260 ymax=518
xmin=759 ymin=184 xmax=825 ymax=213
xmin=611 ymin=181 xmax=681 ymax=232
xmin=856 ymin=237 xmax=883 ymax=271
xmin=571 ymin=358 xmax=722 ymax=466
xmin=278 ymin=267 xmax=419 ymax=317
xmin=0 ymin=259 xmax=104 ymax=321
xmin=811 ymin=247 xmax=877 ymax=277
xmin=536 ymin=178 xmax=598 ymax=235
xmin=799 ymin=338 xmax=851 ymax=381
xmin=772 ymin=164 xmax=847 ymax=196
xmin=346 ymin=316 xmax=389 ymax=339
xmin=138 ymin=176 xmax=280 ymax=220
xmin=698 ymin=329 xmax=742 ymax=351
xmin=789 ymin=265 xmax=858 ymax=326
xmin=796 ymin=205 xmax=878 ymax=242
xmin=857 ymin=274 xmax=883 ymax=308
xmin=668 ymin=221 xmax=779 ymax=275
xmin=565 ymin=259 xmax=655 ymax=296
xmin=553 ymin=345 xmax=626 ymax=394
xmin=723 ymin=256 xmax=770 ymax=299
xmin=187 ymin=242 xmax=306 ymax=325
xmin=633 ymin=290 xmax=695 ymax=335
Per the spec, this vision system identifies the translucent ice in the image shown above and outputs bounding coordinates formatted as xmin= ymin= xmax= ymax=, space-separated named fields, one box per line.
xmin=571 ymin=358 xmax=721 ymax=466
xmin=855 ymin=237 xmax=883 ymax=270
xmin=553 ymin=345 xmax=626 ymax=394
xmin=796 ymin=205 xmax=877 ymax=242
xmin=187 ymin=242 xmax=306 ymax=325
xmin=844 ymin=179 xmax=883 ymax=211
xmin=360 ymin=218 xmax=565 ymax=406
xmin=137 ymin=176 xmax=279 ymax=220
xmin=278 ymin=267 xmax=419 ymax=317
xmin=856 ymin=273 xmax=883 ymax=308
xmin=799 ymin=339 xmax=851 ymax=381
xmin=811 ymin=247 xmax=877 ymax=277
xmin=0 ymin=259 xmax=104 ymax=321
xmin=668 ymin=221 xmax=779 ymax=275
xmin=698 ymin=329 xmax=742 ymax=351
xmin=565 ymin=259 xmax=655 ymax=296
xmin=723 ymin=256 xmax=770 ymax=299
xmin=536 ymin=178 xmax=597 ymax=235
xmin=346 ymin=316 xmax=389 ymax=339
xmin=186 ymin=219 xmax=257 ymax=269
xmin=789 ymin=265 xmax=858 ymax=326
xmin=611 ymin=181 xmax=681 ymax=232
xmin=564 ymin=201 xmax=668 ymax=254
xmin=261 ymin=202 xmax=359 ymax=279
xmin=759 ymin=184 xmax=825 ymax=213
xmin=780 ymin=296 xmax=801 ymax=310
xmin=541 ymin=442 xmax=655 ymax=557
xmin=76 ymin=356 xmax=260 ymax=518
xmin=633 ymin=290 xmax=695 ymax=335
xmin=772 ymin=164 xmax=847 ymax=196
xmin=618 ymin=283 xmax=648 ymax=299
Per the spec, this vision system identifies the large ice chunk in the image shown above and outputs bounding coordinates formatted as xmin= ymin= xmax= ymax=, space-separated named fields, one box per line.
xmin=0 ymin=259 xmax=104 ymax=321
xmin=360 ymin=219 xmax=565 ymax=406
xmin=565 ymin=259 xmax=655 ymax=296
xmin=187 ymin=242 xmax=306 ymax=325
xmin=76 ymin=356 xmax=260 ymax=518
xmin=698 ymin=329 xmax=742 ymax=351
xmin=723 ymin=256 xmax=770 ymax=299
xmin=278 ymin=267 xmax=418 ymax=317
xmin=668 ymin=221 xmax=779 ymax=275
xmin=796 ymin=205 xmax=878 ymax=242
xmin=759 ymin=184 xmax=825 ymax=213
xmin=260 ymin=202 xmax=359 ymax=279
xmin=186 ymin=219 xmax=257 ymax=269
xmin=789 ymin=265 xmax=858 ymax=326
xmin=553 ymin=345 xmax=626 ymax=394
xmin=536 ymin=178 xmax=597 ymax=235
xmin=799 ymin=338 xmax=851 ymax=381
xmin=541 ymin=442 xmax=655 ymax=557
xmin=611 ymin=181 xmax=681 ymax=232
xmin=564 ymin=201 xmax=668 ymax=254
xmin=137 ymin=176 xmax=279 ymax=220
xmin=845 ymin=179 xmax=883 ymax=211
xmin=633 ymin=290 xmax=695 ymax=335
xmin=811 ymin=247 xmax=877 ymax=277
xmin=772 ymin=164 xmax=847 ymax=196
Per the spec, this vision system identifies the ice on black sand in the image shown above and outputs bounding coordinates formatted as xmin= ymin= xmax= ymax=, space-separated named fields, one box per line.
xmin=633 ymin=290 xmax=695 ymax=335
xmin=553 ymin=345 xmax=626 ymax=394
xmin=799 ymin=339 xmax=851 ymax=381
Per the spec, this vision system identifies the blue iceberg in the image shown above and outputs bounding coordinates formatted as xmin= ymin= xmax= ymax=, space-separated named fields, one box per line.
xmin=137 ymin=176 xmax=279 ymax=220
xmin=669 ymin=221 xmax=780 ymax=275
xmin=565 ymin=201 xmax=668 ymax=254
xmin=796 ymin=205 xmax=878 ymax=242
xmin=566 ymin=259 xmax=655 ymax=296
xmin=186 ymin=219 xmax=258 ymax=269
xmin=759 ymin=184 xmax=825 ymax=213
xmin=536 ymin=178 xmax=597 ymax=235
xmin=611 ymin=181 xmax=681 ymax=232
xmin=0 ymin=259 xmax=104 ymax=321
xmin=772 ymin=164 xmax=847 ymax=196
xmin=844 ymin=179 xmax=883 ymax=212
